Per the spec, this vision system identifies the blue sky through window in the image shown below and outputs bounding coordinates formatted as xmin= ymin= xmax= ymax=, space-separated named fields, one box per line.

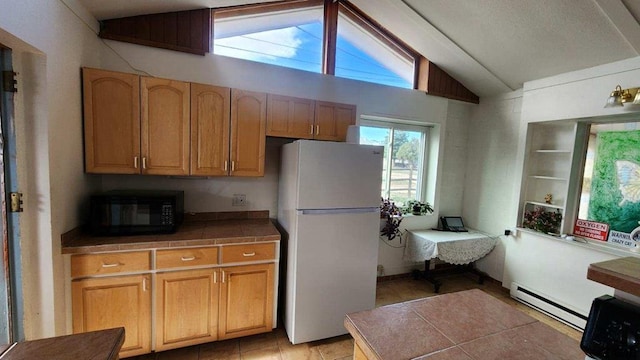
xmin=214 ymin=21 xmax=412 ymax=89
xmin=215 ymin=23 xmax=324 ymax=73
xmin=336 ymin=31 xmax=412 ymax=89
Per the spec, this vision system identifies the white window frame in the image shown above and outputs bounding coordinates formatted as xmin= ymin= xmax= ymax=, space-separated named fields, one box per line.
xmin=359 ymin=116 xmax=431 ymax=204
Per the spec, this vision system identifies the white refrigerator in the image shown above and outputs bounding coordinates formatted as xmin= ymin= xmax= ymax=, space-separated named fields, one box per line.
xmin=278 ymin=140 xmax=383 ymax=344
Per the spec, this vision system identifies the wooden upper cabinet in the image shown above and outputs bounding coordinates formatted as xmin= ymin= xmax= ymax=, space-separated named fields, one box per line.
xmin=230 ymin=89 xmax=267 ymax=177
xmin=266 ymin=94 xmax=314 ymax=139
xmin=191 ymin=83 xmax=231 ymax=176
xmin=314 ymin=101 xmax=356 ymax=142
xmin=141 ymin=77 xmax=191 ymax=175
xmin=83 ymin=68 xmax=141 ymax=174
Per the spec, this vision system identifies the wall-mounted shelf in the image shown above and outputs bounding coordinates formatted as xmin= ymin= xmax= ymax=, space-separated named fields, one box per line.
xmin=535 ymin=149 xmax=572 ymax=154
xmin=524 ymin=201 xmax=563 ymax=210
xmin=529 ymin=175 xmax=568 ymax=181
xmin=519 ymin=122 xmax=581 ymax=234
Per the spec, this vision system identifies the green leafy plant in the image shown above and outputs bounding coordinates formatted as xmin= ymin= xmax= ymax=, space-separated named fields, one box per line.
xmin=380 ymin=198 xmax=403 ymax=241
xmin=402 ymin=200 xmax=434 ymax=216
xmin=522 ymin=207 xmax=563 ymax=234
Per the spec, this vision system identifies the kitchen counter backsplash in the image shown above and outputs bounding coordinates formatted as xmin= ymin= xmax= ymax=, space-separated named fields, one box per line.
xmin=61 ymin=211 xmax=280 ymax=254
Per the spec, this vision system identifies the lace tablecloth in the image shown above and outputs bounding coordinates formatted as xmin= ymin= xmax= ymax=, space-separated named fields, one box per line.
xmin=403 ymin=229 xmax=497 ymax=265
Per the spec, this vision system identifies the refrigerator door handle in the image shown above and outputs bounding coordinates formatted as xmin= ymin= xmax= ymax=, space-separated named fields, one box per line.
xmin=298 ymin=208 xmax=379 ymax=215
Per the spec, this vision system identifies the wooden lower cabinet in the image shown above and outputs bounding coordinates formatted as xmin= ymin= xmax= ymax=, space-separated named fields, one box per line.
xmin=155 ymin=269 xmax=219 ymax=351
xmin=71 ymin=257 xmax=276 ymax=357
xmin=219 ymin=263 xmax=274 ymax=339
xmin=71 ymin=274 xmax=152 ymax=358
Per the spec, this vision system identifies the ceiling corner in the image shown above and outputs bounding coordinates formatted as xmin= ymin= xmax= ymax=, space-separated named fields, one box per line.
xmin=594 ymin=0 xmax=640 ymax=54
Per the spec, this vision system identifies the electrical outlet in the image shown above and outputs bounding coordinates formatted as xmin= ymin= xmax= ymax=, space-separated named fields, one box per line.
xmin=232 ymin=194 xmax=246 ymax=206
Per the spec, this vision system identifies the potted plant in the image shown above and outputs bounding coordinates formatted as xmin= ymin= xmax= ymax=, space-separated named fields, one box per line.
xmin=380 ymin=198 xmax=403 ymax=241
xmin=402 ymin=200 xmax=434 ymax=216
xmin=522 ymin=206 xmax=563 ymax=234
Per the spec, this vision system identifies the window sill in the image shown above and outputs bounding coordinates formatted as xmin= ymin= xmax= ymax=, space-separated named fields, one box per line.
xmin=402 ymin=213 xmax=435 ymax=218
xmin=516 ymin=227 xmax=640 ymax=258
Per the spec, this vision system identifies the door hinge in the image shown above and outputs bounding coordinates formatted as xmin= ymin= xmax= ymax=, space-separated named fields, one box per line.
xmin=10 ymin=192 xmax=23 ymax=212
xmin=2 ymin=71 xmax=17 ymax=92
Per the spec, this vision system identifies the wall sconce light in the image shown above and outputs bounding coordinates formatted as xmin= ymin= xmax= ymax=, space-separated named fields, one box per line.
xmin=604 ymin=85 xmax=640 ymax=108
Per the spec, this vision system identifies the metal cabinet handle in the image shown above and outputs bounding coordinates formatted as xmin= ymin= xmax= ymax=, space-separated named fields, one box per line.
xmin=214 ymin=271 xmax=217 ymax=284
xmin=134 ymin=156 xmax=138 ymax=169
xmin=101 ymin=263 xmax=120 ymax=268
xmin=231 ymin=161 xmax=235 ymax=172
xmin=181 ymin=256 xmax=196 ymax=261
xmin=143 ymin=277 xmax=148 ymax=292
xmin=222 ymin=270 xmax=226 ymax=283
xmin=224 ymin=161 xmax=228 ymax=171
xmin=242 ymin=252 xmax=256 ymax=257
xmin=310 ymin=124 xmax=314 ymax=135
xmin=315 ymin=125 xmax=319 ymax=135
xmin=142 ymin=157 xmax=147 ymax=169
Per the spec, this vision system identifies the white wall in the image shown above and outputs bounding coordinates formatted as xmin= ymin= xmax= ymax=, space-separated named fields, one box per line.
xmin=521 ymin=56 xmax=640 ymax=123
xmin=461 ymin=57 xmax=640 ymax=314
xmin=499 ymin=57 xmax=640 ymax=314
xmin=0 ymin=0 xmax=136 ymax=340
xmin=463 ymin=91 xmax=523 ymax=281
xmin=464 ymin=56 xmax=640 ymax=305
xmin=379 ymin=100 xmax=478 ymax=276
xmin=504 ymin=231 xmax=616 ymax=315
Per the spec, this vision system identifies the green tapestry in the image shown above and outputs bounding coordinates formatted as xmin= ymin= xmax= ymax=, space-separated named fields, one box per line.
xmin=589 ymin=130 xmax=640 ymax=233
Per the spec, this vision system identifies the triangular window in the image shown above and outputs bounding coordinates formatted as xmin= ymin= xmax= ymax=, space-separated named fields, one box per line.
xmin=213 ymin=1 xmax=416 ymax=90
xmin=336 ymin=3 xmax=414 ymax=88
xmin=214 ymin=3 xmax=324 ymax=74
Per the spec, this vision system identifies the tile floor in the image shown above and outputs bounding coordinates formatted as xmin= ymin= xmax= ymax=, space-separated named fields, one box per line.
xmin=128 ymin=273 xmax=583 ymax=360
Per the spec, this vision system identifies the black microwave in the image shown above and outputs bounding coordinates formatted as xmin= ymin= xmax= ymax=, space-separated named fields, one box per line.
xmin=89 ymin=190 xmax=184 ymax=236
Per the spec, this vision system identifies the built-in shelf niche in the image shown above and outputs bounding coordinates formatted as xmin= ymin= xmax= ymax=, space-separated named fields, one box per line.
xmin=519 ymin=121 xmax=585 ymax=234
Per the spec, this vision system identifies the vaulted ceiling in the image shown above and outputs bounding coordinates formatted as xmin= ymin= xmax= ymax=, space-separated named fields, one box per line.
xmin=77 ymin=0 xmax=640 ymax=97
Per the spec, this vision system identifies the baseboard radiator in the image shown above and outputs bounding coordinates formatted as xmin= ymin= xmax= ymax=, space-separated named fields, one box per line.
xmin=510 ymin=282 xmax=587 ymax=331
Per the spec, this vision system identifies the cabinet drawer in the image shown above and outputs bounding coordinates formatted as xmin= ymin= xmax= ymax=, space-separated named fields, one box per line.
xmin=220 ymin=243 xmax=275 ymax=264
xmin=71 ymin=251 xmax=151 ymax=278
xmin=156 ymin=247 xmax=219 ymax=269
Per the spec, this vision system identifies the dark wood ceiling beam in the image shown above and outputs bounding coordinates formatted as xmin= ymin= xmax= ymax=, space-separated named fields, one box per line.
xmin=99 ymin=9 xmax=211 ymax=56
xmin=418 ymin=60 xmax=479 ymax=104
xmin=323 ymin=0 xmax=338 ymax=75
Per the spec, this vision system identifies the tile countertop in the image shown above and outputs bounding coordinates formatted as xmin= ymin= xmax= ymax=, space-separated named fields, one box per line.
xmin=0 ymin=327 xmax=124 ymax=360
xmin=344 ymin=289 xmax=585 ymax=360
xmin=61 ymin=211 xmax=281 ymax=254
xmin=587 ymin=256 xmax=640 ymax=297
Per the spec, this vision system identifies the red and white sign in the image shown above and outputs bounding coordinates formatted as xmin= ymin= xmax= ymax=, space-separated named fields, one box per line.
xmin=573 ymin=219 xmax=609 ymax=241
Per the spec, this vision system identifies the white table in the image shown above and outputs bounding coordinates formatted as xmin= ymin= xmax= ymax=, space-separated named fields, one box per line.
xmin=404 ymin=229 xmax=497 ymax=292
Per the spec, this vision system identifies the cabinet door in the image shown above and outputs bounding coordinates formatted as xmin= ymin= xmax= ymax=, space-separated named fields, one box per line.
xmin=141 ymin=77 xmax=190 ymax=175
xmin=191 ymin=83 xmax=231 ymax=176
xmin=230 ymin=89 xmax=266 ymax=177
xmin=155 ymin=269 xmax=219 ymax=351
xmin=72 ymin=275 xmax=151 ymax=358
xmin=314 ymin=101 xmax=356 ymax=142
xmin=82 ymin=68 xmax=141 ymax=174
xmin=219 ymin=263 xmax=274 ymax=340
xmin=266 ymin=94 xmax=314 ymax=139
